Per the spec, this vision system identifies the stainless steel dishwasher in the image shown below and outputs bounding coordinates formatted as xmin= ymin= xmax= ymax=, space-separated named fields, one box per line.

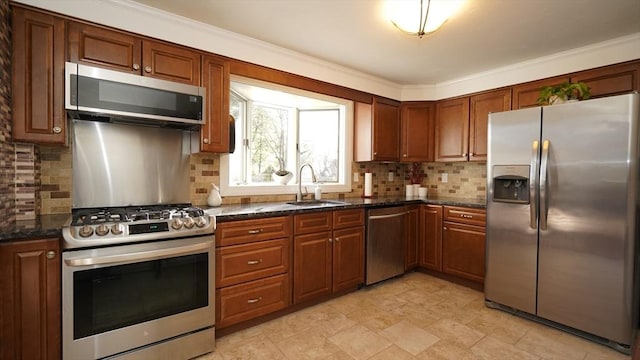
xmin=366 ymin=206 xmax=407 ymax=285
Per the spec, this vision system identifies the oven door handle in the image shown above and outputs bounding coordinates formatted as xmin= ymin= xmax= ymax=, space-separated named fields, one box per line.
xmin=64 ymin=242 xmax=212 ymax=267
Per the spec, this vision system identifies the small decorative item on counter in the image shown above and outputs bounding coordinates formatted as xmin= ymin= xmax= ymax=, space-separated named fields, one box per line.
xmin=408 ymin=162 xmax=425 ymax=185
xmin=537 ymin=81 xmax=591 ymax=105
xmin=418 ymin=187 xmax=428 ymax=198
xmin=363 ymin=170 xmax=373 ymax=198
xmin=207 ymin=183 xmax=222 ymax=207
xmin=315 ymin=183 xmax=322 ymax=200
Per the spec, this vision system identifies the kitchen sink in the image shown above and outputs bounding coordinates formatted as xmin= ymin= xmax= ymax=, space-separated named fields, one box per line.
xmin=285 ymin=199 xmax=348 ymax=206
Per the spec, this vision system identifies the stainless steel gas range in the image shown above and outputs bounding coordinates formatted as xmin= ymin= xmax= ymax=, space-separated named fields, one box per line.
xmin=61 ymin=204 xmax=216 ymax=360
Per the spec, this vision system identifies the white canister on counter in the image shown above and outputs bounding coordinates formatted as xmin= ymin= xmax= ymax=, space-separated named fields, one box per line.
xmin=418 ymin=187 xmax=428 ymax=198
xmin=315 ymin=183 xmax=322 ymax=200
xmin=405 ymin=184 xmax=414 ymax=197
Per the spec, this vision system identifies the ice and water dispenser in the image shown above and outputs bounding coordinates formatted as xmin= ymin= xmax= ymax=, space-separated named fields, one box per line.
xmin=492 ymin=165 xmax=530 ymax=204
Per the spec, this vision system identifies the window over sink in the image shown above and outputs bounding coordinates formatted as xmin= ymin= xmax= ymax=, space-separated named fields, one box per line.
xmin=220 ymin=76 xmax=353 ymax=197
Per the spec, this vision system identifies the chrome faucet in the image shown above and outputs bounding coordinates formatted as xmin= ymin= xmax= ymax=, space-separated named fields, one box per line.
xmin=297 ymin=163 xmax=317 ymax=201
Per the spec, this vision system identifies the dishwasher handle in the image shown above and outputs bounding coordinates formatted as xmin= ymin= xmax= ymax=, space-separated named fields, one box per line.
xmin=367 ymin=211 xmax=408 ymax=220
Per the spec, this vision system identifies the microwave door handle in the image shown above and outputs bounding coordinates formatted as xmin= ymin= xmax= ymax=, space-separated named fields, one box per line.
xmin=64 ymin=241 xmax=211 ymax=267
xmin=530 ymin=140 xmax=539 ymax=229
xmin=539 ymin=140 xmax=550 ymax=230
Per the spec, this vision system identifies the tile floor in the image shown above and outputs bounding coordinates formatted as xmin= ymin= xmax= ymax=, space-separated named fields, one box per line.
xmin=198 ymin=272 xmax=630 ymax=360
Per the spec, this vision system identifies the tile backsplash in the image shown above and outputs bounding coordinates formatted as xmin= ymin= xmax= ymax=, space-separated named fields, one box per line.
xmin=34 ymin=147 xmax=486 ymax=215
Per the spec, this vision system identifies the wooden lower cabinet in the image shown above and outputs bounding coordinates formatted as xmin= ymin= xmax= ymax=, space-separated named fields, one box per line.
xmin=419 ymin=205 xmax=443 ymax=271
xmin=216 ymin=274 xmax=289 ymax=328
xmin=405 ymin=206 xmax=419 ymax=270
xmin=442 ymin=206 xmax=486 ymax=284
xmin=293 ymin=231 xmax=333 ymax=303
xmin=0 ymin=238 xmax=61 ymax=360
xmin=332 ymin=227 xmax=365 ymax=292
xmin=293 ymin=209 xmax=364 ymax=304
xmin=215 ymin=217 xmax=292 ymax=329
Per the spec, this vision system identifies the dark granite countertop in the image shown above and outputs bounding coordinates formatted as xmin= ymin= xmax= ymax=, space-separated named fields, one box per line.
xmin=207 ymin=196 xmax=486 ymax=222
xmin=0 ymin=214 xmax=70 ymax=243
xmin=0 ymin=197 xmax=485 ymax=241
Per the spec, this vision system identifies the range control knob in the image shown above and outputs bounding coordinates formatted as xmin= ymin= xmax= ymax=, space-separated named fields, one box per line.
xmin=111 ymin=224 xmax=124 ymax=235
xmin=95 ymin=224 xmax=109 ymax=236
xmin=183 ymin=217 xmax=195 ymax=229
xmin=195 ymin=217 xmax=207 ymax=228
xmin=79 ymin=225 xmax=94 ymax=238
xmin=171 ymin=218 xmax=184 ymax=230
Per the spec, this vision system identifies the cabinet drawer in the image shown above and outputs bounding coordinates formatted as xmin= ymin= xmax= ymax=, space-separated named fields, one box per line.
xmin=443 ymin=206 xmax=485 ymax=227
xmin=216 ymin=239 xmax=289 ymax=288
xmin=333 ymin=209 xmax=364 ymax=229
xmin=216 ymin=216 xmax=291 ymax=246
xmin=216 ymin=274 xmax=290 ymax=328
xmin=294 ymin=212 xmax=332 ymax=235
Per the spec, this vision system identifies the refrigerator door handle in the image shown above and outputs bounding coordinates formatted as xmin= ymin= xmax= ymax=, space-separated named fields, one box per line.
xmin=540 ymin=140 xmax=550 ymax=230
xmin=530 ymin=140 xmax=539 ymax=229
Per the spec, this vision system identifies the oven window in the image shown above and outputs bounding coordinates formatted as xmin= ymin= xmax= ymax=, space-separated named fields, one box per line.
xmin=73 ymin=253 xmax=208 ymax=339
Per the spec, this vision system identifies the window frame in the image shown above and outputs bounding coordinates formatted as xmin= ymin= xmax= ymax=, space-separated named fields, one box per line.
xmin=220 ymin=76 xmax=353 ymax=197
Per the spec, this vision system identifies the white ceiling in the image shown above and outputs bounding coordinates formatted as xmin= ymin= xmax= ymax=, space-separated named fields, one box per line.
xmin=130 ymin=0 xmax=640 ymax=85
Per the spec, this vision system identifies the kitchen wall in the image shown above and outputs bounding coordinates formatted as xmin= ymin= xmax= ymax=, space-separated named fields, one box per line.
xmin=422 ymin=162 xmax=486 ymax=199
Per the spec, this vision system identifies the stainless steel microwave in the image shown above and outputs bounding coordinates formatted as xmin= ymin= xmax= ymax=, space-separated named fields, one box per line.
xmin=65 ymin=62 xmax=205 ymax=128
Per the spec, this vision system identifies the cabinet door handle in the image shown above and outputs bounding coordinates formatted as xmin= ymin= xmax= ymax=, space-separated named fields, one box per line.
xmin=470 ymin=152 xmax=474 ymax=156
xmin=373 ymin=152 xmax=377 ymax=156
xmin=463 ymin=153 xmax=467 ymax=157
xmin=247 ymin=297 xmax=262 ymax=304
xmin=46 ymin=251 xmax=56 ymax=259
xmin=335 ymin=237 xmax=340 ymax=242
xmin=247 ymin=229 xmax=263 ymax=234
xmin=133 ymin=63 xmax=140 ymax=70
xmin=52 ymin=126 xmax=62 ymax=134
xmin=328 ymin=238 xmax=333 ymax=243
xmin=247 ymin=259 xmax=262 ymax=265
xmin=403 ymin=154 xmax=407 ymax=157
xmin=443 ymin=226 xmax=448 ymax=230
xmin=203 ymin=138 xmax=210 ymax=144
xmin=144 ymin=65 xmax=152 ymax=73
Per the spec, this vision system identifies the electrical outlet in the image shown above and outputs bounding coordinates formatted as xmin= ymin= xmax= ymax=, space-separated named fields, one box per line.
xmin=353 ymin=172 xmax=359 ymax=182
xmin=441 ymin=173 xmax=448 ymax=183
xmin=388 ymin=172 xmax=394 ymax=181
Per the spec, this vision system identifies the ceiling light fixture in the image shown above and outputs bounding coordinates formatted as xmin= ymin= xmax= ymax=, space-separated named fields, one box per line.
xmin=386 ymin=0 xmax=465 ymax=38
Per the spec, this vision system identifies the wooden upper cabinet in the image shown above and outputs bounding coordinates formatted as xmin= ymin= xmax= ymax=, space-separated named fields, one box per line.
xmin=571 ymin=61 xmax=640 ymax=99
xmin=469 ymin=89 xmax=511 ymax=162
xmin=354 ymin=97 xmax=400 ymax=162
xmin=512 ymin=76 xmax=569 ymax=109
xmin=201 ymin=54 xmax=230 ymax=152
xmin=68 ymin=22 xmax=201 ymax=86
xmin=143 ymin=40 xmax=201 ymax=85
xmin=12 ymin=6 xmax=66 ymax=144
xmin=400 ymin=102 xmax=435 ymax=162
xmin=68 ymin=21 xmax=141 ymax=74
xmin=435 ymin=97 xmax=470 ymax=162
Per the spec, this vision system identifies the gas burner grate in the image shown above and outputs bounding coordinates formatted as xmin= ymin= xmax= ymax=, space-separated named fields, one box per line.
xmin=71 ymin=204 xmax=204 ymax=226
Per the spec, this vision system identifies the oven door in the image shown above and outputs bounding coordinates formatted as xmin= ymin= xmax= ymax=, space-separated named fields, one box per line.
xmin=62 ymin=236 xmax=215 ymax=360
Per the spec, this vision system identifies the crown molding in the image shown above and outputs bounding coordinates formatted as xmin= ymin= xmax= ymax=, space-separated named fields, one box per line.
xmin=402 ymin=33 xmax=640 ymax=100
xmin=13 ymin=0 xmax=640 ymax=102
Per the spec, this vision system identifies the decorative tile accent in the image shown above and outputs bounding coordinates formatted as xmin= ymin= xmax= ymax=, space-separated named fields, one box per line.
xmin=14 ymin=144 xmax=38 ymax=220
xmin=39 ymin=145 xmax=72 ymax=214
xmin=0 ymin=0 xmax=13 ymax=226
xmin=422 ymin=162 xmax=487 ymax=200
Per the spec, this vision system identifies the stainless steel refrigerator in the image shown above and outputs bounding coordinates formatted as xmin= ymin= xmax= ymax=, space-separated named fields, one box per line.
xmin=485 ymin=93 xmax=639 ymax=353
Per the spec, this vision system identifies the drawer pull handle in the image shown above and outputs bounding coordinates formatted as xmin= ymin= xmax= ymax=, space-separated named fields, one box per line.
xmin=247 ymin=297 xmax=262 ymax=304
xmin=247 ymin=259 xmax=262 ymax=265
xmin=460 ymin=214 xmax=473 ymax=219
xmin=247 ymin=229 xmax=263 ymax=234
